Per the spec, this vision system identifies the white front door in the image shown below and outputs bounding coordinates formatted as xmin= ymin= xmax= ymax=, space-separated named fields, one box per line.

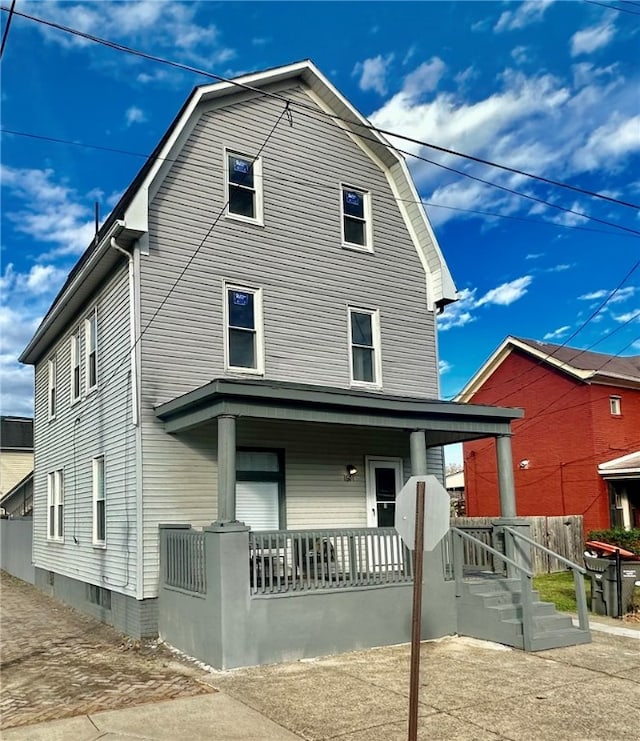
xmin=366 ymin=457 xmax=403 ymax=528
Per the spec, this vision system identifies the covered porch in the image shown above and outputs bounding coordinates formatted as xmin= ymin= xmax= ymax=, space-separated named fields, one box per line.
xmin=155 ymin=379 xmax=527 ymax=668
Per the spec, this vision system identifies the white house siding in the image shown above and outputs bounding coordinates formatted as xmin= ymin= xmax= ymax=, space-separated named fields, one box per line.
xmin=138 ymin=83 xmax=440 ymax=410
xmin=32 ymin=266 xmax=138 ymax=597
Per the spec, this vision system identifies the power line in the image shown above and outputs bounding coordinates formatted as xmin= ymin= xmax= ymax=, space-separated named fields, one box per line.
xmin=0 ymin=0 xmax=16 ymax=59
xmin=584 ymin=0 xmax=640 ymax=14
xmin=4 ymin=126 xmax=638 ymax=241
xmin=91 ymin=104 xmax=290 ymax=403
xmin=3 ymin=4 xmax=639 ymax=213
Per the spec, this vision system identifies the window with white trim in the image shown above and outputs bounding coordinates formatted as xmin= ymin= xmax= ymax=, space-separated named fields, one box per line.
xmin=47 ymin=469 xmax=64 ymax=541
xmin=225 ymin=285 xmax=264 ymax=373
xmin=70 ymin=326 xmax=82 ymax=403
xmin=48 ymin=356 xmax=57 ymax=419
xmin=610 ymin=396 xmax=621 ymax=416
xmin=348 ymin=307 xmax=381 ymax=386
xmin=85 ymin=308 xmax=98 ymax=391
xmin=93 ymin=456 xmax=106 ymax=546
xmin=226 ymin=151 xmax=263 ymax=223
xmin=341 ymin=186 xmax=371 ymax=249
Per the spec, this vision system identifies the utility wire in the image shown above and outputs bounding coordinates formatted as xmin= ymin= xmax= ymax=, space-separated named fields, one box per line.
xmin=5 ymin=126 xmax=638 ymax=241
xmin=448 ymin=257 xmax=640 ymax=404
xmin=3 ymin=5 xmax=639 ymax=212
xmin=91 ymin=104 xmax=290 ymax=402
xmin=0 ymin=0 xmax=16 ymax=59
xmin=584 ymin=0 xmax=640 ymax=13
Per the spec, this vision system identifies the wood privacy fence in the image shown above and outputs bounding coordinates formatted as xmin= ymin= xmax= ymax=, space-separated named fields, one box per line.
xmin=452 ymin=516 xmax=584 ymax=575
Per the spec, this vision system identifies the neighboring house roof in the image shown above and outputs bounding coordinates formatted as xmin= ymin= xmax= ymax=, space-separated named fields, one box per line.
xmin=456 ymin=336 xmax=640 ymax=402
xmin=598 ymin=451 xmax=640 ymax=478
xmin=0 ymin=417 xmax=34 ymax=451
xmin=20 ymin=60 xmax=457 ymax=366
xmin=446 ymin=470 xmax=465 ymax=490
xmin=0 ymin=470 xmax=33 ymax=512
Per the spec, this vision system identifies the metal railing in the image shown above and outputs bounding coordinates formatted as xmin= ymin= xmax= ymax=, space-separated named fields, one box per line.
xmin=248 ymin=527 xmax=413 ymax=596
xmin=164 ymin=529 xmax=206 ymax=594
xmin=503 ymin=526 xmax=589 ymax=632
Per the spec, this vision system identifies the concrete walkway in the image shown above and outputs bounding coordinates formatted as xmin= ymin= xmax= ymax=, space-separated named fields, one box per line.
xmin=2 ymin=572 xmax=639 ymax=740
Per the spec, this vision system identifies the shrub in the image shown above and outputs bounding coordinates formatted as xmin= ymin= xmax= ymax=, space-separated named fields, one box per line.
xmin=586 ymin=528 xmax=640 ymax=556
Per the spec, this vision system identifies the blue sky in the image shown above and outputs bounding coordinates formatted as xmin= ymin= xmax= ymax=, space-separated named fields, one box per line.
xmin=2 ymin=1 xmax=639 ymax=463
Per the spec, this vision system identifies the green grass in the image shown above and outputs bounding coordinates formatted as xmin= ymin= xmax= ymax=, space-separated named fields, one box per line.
xmin=533 ymin=570 xmax=590 ymax=613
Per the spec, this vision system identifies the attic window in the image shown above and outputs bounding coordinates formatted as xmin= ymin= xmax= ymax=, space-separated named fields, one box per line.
xmin=341 ymin=186 xmax=372 ymax=250
xmin=226 ymin=151 xmax=263 ymax=224
xmin=610 ymin=396 xmax=621 ymax=416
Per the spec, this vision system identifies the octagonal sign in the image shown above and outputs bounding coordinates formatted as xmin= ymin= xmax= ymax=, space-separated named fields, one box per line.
xmin=395 ymin=475 xmax=450 ymax=551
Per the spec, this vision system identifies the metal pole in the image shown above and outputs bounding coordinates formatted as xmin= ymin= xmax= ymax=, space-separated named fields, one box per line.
xmin=615 ymin=548 xmax=622 ymax=618
xmin=408 ymin=480 xmax=425 ymax=741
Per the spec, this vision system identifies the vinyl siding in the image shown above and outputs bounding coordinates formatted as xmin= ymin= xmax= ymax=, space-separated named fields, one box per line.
xmin=32 ymin=266 xmax=138 ymax=596
xmin=139 ymin=83 xmax=439 ymax=409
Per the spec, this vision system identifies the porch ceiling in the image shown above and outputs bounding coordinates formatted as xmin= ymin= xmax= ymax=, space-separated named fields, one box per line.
xmin=155 ymin=379 xmax=522 ymax=444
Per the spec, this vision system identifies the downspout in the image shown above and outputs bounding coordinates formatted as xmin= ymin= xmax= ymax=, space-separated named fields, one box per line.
xmin=112 ymin=237 xmax=145 ymax=601
xmin=111 ymin=238 xmax=139 ymax=427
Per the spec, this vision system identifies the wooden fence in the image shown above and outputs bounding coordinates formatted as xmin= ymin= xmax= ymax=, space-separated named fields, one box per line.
xmin=452 ymin=515 xmax=584 ymax=575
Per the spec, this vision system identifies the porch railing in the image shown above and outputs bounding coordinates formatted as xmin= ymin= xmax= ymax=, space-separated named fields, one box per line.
xmin=164 ymin=528 xmax=206 ymax=594
xmin=249 ymin=528 xmax=413 ymax=596
xmin=449 ymin=525 xmax=503 ymax=574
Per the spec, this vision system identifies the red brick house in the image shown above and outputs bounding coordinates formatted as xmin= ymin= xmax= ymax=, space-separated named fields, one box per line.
xmin=457 ymin=337 xmax=640 ymax=534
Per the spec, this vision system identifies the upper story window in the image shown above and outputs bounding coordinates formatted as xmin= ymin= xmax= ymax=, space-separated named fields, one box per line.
xmin=70 ymin=326 xmax=82 ymax=403
xmin=610 ymin=396 xmax=621 ymax=416
xmin=341 ymin=186 xmax=372 ymax=250
xmin=47 ymin=469 xmax=64 ymax=541
xmin=225 ymin=285 xmax=264 ymax=374
xmin=226 ymin=151 xmax=263 ymax=224
xmin=93 ymin=456 xmax=106 ymax=547
xmin=48 ymin=356 xmax=57 ymax=419
xmin=348 ymin=307 xmax=381 ymax=387
xmin=85 ymin=308 xmax=98 ymax=392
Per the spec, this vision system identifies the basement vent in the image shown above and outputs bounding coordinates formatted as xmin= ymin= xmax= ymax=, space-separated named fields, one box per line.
xmin=48 ymin=571 xmax=55 ymax=586
xmin=87 ymin=584 xmax=112 ymax=610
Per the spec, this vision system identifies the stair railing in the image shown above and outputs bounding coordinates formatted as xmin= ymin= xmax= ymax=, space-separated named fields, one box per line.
xmin=451 ymin=527 xmax=536 ymax=650
xmin=502 ymin=526 xmax=589 ymax=632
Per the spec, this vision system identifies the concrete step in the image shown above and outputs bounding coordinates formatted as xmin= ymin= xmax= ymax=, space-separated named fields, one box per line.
xmin=485 ymin=601 xmax=556 ymax=621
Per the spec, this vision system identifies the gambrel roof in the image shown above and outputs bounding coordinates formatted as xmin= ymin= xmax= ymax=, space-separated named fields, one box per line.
xmin=457 ymin=335 xmax=640 ymax=402
xmin=20 ymin=60 xmax=456 ymax=365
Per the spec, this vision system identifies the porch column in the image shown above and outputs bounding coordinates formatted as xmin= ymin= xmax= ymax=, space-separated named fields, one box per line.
xmin=496 ymin=434 xmax=517 ymax=519
xmin=217 ymin=414 xmax=237 ymax=523
xmin=410 ymin=430 xmax=428 ymax=476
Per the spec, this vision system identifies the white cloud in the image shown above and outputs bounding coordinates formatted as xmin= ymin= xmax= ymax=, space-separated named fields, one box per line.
xmin=402 ymin=58 xmax=446 ymax=99
xmin=543 ymin=325 xmax=571 ymax=341
xmin=1 ymin=165 xmax=97 ymax=258
xmin=352 ymin=54 xmax=394 ymax=95
xmin=526 ymin=253 xmax=544 ymax=260
xmin=368 ymin=59 xmax=639 ymax=230
xmin=571 ymin=20 xmax=616 ymax=57
xmin=475 ymin=276 xmax=533 ymax=307
xmin=494 ymin=0 xmax=554 ymax=32
xmin=125 ymin=105 xmax=146 ymax=126
xmin=23 ymin=0 xmax=235 ymax=77
xmin=439 ymin=359 xmax=452 ymax=374
xmin=612 ymin=309 xmax=640 ymax=323
xmin=511 ymin=46 xmax=530 ymax=65
xmin=579 ymin=287 xmax=636 ymax=303
xmin=546 ymin=264 xmax=573 ymax=273
xmin=572 ymin=114 xmax=640 ymax=173
xmin=438 ymin=277 xmax=533 ymax=332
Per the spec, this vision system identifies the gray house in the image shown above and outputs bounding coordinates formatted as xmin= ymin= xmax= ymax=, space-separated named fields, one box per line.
xmin=20 ymin=61 xmax=589 ymax=667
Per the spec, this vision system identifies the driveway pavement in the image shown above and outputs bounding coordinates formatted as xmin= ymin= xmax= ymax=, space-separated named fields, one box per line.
xmin=2 ymin=570 xmax=639 ymax=740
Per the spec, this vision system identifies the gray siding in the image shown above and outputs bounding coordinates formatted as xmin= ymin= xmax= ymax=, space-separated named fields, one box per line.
xmin=139 ymin=83 xmax=439 ymax=409
xmin=32 ymin=266 xmax=138 ymax=598
xmin=140 ymin=416 xmax=415 ymax=596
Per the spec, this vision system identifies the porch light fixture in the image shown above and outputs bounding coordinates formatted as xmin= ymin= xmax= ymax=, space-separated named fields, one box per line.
xmin=345 ymin=464 xmax=358 ymax=481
